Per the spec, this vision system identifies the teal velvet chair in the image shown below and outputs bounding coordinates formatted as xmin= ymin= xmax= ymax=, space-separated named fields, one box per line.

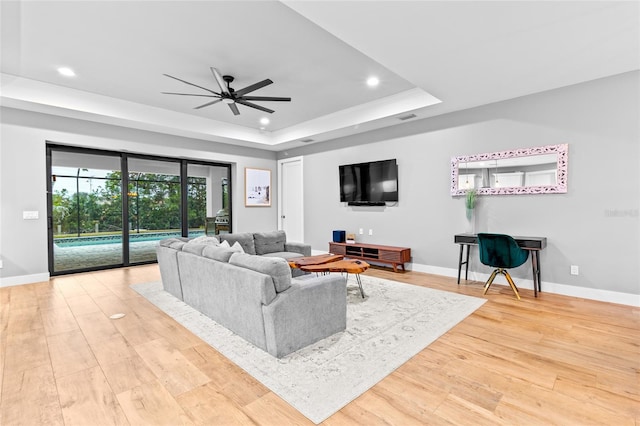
xmin=477 ymin=233 xmax=529 ymax=300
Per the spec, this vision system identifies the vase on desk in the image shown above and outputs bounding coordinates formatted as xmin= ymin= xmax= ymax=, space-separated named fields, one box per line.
xmin=465 ymin=207 xmax=475 ymax=233
xmin=464 ymin=189 xmax=477 ymax=234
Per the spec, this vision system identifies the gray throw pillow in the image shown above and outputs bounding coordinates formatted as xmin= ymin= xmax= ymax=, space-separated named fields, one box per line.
xmin=159 ymin=238 xmax=181 ymax=247
xmin=182 ymin=243 xmax=209 ymax=255
xmin=202 ymin=245 xmax=235 ymax=262
xmin=168 ymin=241 xmax=187 ymax=250
xmin=253 ymin=230 xmax=286 ymax=255
xmin=189 ymin=235 xmax=220 ymax=245
xmin=229 ymin=252 xmax=291 ymax=293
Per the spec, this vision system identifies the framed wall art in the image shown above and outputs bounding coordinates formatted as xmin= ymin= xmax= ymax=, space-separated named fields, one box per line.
xmin=245 ymin=167 xmax=271 ymax=207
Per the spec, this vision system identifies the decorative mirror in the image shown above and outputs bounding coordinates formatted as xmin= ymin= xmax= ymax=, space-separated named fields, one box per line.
xmin=451 ymin=144 xmax=568 ymax=195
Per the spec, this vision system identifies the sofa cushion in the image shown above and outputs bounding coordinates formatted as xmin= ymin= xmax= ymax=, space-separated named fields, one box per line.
xmin=220 ymin=233 xmax=256 ymax=255
xmin=182 ymin=243 xmax=209 ymax=255
xmin=202 ymin=245 xmax=235 ymax=263
xmin=189 ymin=235 xmax=220 ymax=245
xmin=229 ymin=253 xmax=291 ymax=293
xmin=262 ymin=251 xmax=305 ymax=260
xmin=168 ymin=240 xmax=187 ymax=250
xmin=182 ymin=235 xmax=220 ymax=255
xmin=159 ymin=237 xmax=182 ymax=247
xmin=254 ymin=230 xmax=286 ymax=255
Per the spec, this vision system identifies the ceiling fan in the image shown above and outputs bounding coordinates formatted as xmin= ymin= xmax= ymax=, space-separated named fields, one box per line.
xmin=162 ymin=67 xmax=291 ymax=116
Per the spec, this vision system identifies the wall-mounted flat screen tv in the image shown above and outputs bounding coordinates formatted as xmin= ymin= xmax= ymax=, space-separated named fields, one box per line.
xmin=339 ymin=159 xmax=398 ymax=205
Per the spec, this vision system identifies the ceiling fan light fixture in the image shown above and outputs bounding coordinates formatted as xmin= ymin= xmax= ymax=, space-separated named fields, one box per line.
xmin=162 ymin=68 xmax=290 ymax=116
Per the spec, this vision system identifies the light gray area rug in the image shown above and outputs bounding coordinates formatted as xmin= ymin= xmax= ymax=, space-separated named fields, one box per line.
xmin=131 ymin=275 xmax=485 ymax=424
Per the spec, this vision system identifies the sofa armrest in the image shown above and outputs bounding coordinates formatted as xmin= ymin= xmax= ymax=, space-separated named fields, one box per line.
xmin=262 ymin=275 xmax=347 ymax=358
xmin=156 ymin=246 xmax=183 ymax=300
xmin=284 ymin=241 xmax=311 ymax=256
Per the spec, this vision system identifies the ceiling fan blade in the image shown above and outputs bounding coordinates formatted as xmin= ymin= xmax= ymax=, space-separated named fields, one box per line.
xmin=241 ymin=95 xmax=291 ymax=102
xmin=161 ymin=92 xmax=218 ymax=97
xmin=235 ymin=79 xmax=273 ymax=97
xmin=210 ymin=67 xmax=231 ymax=96
xmin=194 ymin=99 xmax=223 ymax=109
xmin=163 ymin=74 xmax=219 ymax=95
xmin=228 ymin=103 xmax=240 ymax=115
xmin=236 ymin=99 xmax=274 ymax=114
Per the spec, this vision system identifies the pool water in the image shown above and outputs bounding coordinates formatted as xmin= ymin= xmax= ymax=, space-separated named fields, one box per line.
xmin=54 ymin=231 xmax=204 ymax=247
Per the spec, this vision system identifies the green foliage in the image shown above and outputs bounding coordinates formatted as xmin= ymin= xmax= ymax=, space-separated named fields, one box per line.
xmin=465 ymin=189 xmax=477 ymax=210
xmin=52 ymin=172 xmax=209 ymax=236
xmin=128 ymin=173 xmax=182 ymax=232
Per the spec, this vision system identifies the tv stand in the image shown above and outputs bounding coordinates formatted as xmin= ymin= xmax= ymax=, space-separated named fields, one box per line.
xmin=329 ymin=242 xmax=411 ymax=272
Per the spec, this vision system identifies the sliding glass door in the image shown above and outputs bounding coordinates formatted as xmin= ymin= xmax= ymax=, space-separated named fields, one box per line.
xmin=47 ymin=145 xmax=232 ymax=275
xmin=49 ymin=150 xmax=123 ymax=273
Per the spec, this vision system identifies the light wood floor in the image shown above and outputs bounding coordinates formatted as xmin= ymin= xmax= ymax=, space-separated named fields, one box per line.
xmin=1 ymin=264 xmax=638 ymax=425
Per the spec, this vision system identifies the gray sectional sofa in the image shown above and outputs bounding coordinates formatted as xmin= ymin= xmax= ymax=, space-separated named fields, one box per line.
xmin=218 ymin=230 xmax=311 ymax=278
xmin=156 ymin=231 xmax=347 ymax=358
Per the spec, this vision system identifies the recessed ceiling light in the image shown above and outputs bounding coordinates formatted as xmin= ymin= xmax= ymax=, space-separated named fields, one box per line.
xmin=260 ymin=117 xmax=270 ymax=126
xmin=57 ymin=67 xmax=76 ymax=77
xmin=366 ymin=76 xmax=380 ymax=87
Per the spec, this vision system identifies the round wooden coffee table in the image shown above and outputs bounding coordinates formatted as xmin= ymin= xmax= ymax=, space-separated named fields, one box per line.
xmin=298 ymin=259 xmax=370 ymax=298
xmin=287 ymin=253 xmax=344 ymax=269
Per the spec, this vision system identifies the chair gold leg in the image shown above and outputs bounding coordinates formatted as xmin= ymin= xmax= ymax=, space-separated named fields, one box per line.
xmin=504 ymin=271 xmax=521 ymax=300
xmin=483 ymin=270 xmax=499 ymax=295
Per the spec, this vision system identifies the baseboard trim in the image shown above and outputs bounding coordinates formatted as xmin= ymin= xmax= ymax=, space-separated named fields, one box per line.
xmin=313 ymin=252 xmax=639 ymax=307
xmin=410 ymin=263 xmax=640 ymax=307
xmin=11 ymin=252 xmax=630 ymax=306
xmin=0 ymin=272 xmax=50 ymax=288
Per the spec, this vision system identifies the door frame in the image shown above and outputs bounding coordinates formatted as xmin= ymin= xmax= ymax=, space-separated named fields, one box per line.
xmin=277 ymin=156 xmax=304 ymax=241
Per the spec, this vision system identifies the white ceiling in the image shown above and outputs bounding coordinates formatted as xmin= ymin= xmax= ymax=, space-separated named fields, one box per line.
xmin=1 ymin=1 xmax=638 ymax=151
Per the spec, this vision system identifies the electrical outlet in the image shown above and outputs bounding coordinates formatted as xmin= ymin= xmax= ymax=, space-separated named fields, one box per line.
xmin=570 ymin=265 xmax=579 ymax=275
xmin=368 ymin=229 xmax=373 ymax=236
xmin=359 ymin=228 xmax=363 ymax=235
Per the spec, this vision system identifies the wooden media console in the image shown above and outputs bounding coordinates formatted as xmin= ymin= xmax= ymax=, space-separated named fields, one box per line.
xmin=329 ymin=242 xmax=411 ymax=272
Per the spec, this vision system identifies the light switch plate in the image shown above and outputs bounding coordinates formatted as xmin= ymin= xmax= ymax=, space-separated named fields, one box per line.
xmin=23 ymin=211 xmax=39 ymax=220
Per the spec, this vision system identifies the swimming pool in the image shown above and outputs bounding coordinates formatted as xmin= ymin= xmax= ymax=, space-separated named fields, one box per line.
xmin=54 ymin=231 xmax=205 ymax=247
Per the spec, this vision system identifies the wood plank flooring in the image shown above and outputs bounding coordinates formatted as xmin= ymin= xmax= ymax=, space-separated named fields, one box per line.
xmin=1 ymin=264 xmax=638 ymax=425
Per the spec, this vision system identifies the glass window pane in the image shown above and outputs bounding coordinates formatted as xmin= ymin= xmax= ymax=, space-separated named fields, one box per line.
xmin=51 ymin=151 xmax=123 ymax=272
xmin=188 ymin=164 xmax=230 ymax=237
xmin=128 ymin=158 xmax=181 ymax=263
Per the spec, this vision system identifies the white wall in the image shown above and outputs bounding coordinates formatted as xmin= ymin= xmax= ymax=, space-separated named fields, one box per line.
xmin=2 ymin=72 xmax=638 ymax=305
xmin=0 ymin=109 xmax=279 ymax=284
xmin=280 ymin=71 xmax=640 ymax=305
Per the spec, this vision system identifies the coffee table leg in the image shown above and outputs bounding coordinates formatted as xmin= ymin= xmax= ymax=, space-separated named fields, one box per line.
xmin=355 ymin=274 xmax=365 ymax=298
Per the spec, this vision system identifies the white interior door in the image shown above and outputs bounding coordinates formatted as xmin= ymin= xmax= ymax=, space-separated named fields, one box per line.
xmin=278 ymin=157 xmax=304 ymax=243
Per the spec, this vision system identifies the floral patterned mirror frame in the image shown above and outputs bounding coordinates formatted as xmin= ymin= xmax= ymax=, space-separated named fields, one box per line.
xmin=451 ymin=144 xmax=568 ymax=196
